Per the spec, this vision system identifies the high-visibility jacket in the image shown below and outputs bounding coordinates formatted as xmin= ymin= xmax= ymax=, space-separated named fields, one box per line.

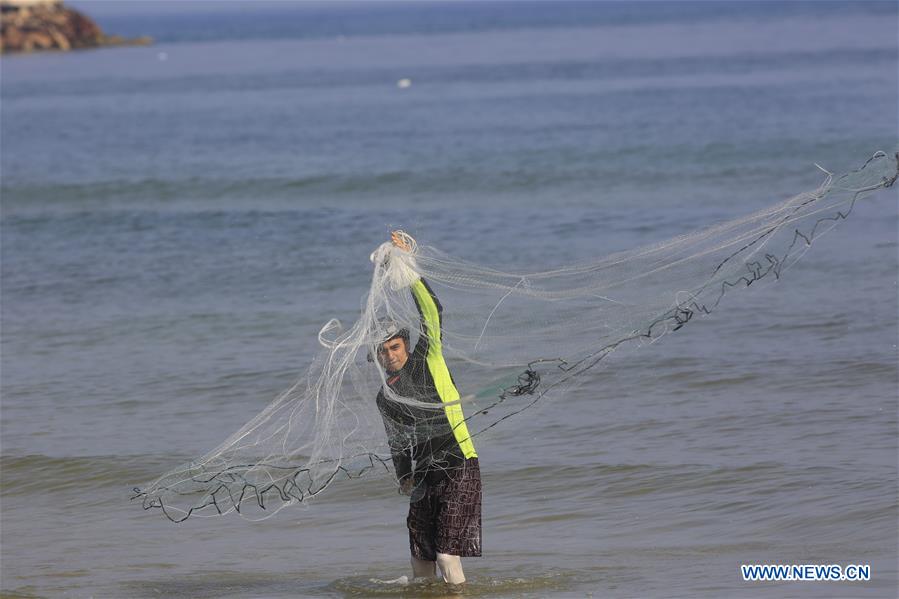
xmin=376 ymin=278 xmax=477 ymax=483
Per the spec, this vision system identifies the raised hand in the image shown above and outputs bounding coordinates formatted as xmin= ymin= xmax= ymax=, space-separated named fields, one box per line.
xmin=391 ymin=230 xmax=415 ymax=253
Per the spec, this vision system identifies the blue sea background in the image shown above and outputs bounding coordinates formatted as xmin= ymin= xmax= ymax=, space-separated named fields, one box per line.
xmin=1 ymin=2 xmax=897 ymax=597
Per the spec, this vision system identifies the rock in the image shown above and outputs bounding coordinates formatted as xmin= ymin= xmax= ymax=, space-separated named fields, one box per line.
xmin=23 ymin=30 xmax=52 ymax=51
xmin=2 ymin=23 xmax=22 ymax=48
xmin=0 ymin=0 xmax=152 ymax=54
xmin=47 ymin=25 xmax=68 ymax=50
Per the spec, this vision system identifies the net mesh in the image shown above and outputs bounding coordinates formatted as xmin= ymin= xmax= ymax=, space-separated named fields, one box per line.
xmin=133 ymin=151 xmax=898 ymax=522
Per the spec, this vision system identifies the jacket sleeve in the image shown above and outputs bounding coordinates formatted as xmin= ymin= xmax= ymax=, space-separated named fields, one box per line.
xmin=376 ymin=394 xmax=413 ymax=482
xmin=409 ymin=277 xmax=479 ymax=459
xmin=410 ymin=278 xmax=441 ymax=358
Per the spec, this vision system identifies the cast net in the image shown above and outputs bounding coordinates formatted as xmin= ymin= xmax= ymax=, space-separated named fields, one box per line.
xmin=133 ymin=151 xmax=898 ymax=522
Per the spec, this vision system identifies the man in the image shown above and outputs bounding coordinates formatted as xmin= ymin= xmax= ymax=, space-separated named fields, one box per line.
xmin=375 ymin=231 xmax=481 ymax=586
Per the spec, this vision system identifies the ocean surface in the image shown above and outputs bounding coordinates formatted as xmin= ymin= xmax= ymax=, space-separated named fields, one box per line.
xmin=1 ymin=2 xmax=897 ymax=597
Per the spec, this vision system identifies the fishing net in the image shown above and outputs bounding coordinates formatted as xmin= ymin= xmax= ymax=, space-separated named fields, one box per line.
xmin=133 ymin=151 xmax=898 ymax=522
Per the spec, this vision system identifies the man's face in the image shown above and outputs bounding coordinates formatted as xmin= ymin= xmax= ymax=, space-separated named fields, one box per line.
xmin=378 ymin=336 xmax=409 ymax=373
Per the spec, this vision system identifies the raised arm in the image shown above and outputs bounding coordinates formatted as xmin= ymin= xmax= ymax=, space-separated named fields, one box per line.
xmin=390 ymin=231 xmax=478 ymax=460
xmin=410 ymin=277 xmax=441 ymax=358
xmin=391 ymin=231 xmax=438 ymax=358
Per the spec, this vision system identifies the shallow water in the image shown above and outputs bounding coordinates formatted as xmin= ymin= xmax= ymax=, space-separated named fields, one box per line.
xmin=1 ymin=2 xmax=897 ymax=597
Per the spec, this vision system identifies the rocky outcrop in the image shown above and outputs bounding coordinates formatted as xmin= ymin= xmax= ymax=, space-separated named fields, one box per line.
xmin=1 ymin=0 xmax=151 ymax=54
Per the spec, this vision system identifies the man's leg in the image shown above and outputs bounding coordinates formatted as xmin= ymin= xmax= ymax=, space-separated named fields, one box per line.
xmin=408 ymin=481 xmax=439 ymax=580
xmin=432 ymin=459 xmax=480 ymax=585
xmin=435 ymin=553 xmax=465 ymax=584
xmin=411 ymin=556 xmax=437 ymax=580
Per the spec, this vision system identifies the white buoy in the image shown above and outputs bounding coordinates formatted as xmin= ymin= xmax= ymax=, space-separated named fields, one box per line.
xmin=157 ymin=51 xmax=168 ymax=62
xmin=396 ymin=78 xmax=412 ymax=89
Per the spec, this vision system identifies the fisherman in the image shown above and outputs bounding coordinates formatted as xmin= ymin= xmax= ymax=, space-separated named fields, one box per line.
xmin=375 ymin=231 xmax=481 ymax=587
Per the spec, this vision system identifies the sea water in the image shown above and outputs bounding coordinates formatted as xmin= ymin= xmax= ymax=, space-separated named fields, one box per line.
xmin=1 ymin=2 xmax=897 ymax=597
